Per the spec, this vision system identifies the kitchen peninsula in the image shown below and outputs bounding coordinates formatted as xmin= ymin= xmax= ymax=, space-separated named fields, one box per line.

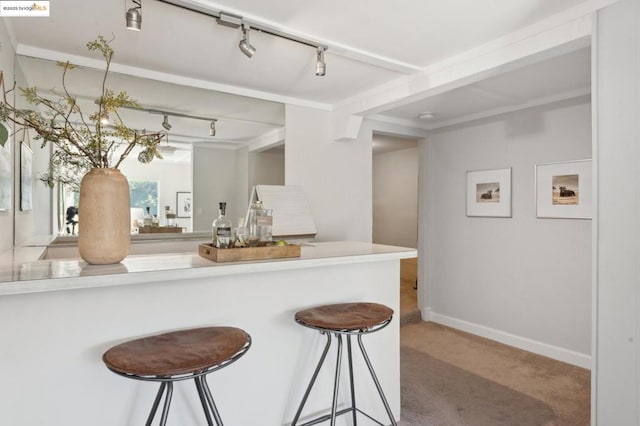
xmin=0 ymin=241 xmax=415 ymax=425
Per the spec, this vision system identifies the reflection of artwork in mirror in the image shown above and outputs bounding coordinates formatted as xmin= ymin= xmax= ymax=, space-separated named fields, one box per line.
xmin=20 ymin=142 xmax=32 ymax=211
xmin=177 ymin=192 xmax=191 ymax=218
xmin=0 ymin=130 xmax=10 ymax=211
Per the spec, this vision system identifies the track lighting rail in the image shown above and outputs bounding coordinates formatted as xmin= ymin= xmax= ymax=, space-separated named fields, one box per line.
xmin=122 ymin=105 xmax=217 ymax=136
xmin=137 ymin=107 xmax=218 ymax=124
xmin=155 ymin=0 xmax=328 ymax=51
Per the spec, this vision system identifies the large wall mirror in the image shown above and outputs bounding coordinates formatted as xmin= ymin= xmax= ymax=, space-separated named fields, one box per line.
xmin=13 ymin=54 xmax=285 ymax=239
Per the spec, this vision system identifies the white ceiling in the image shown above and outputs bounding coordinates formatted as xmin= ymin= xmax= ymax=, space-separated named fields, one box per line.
xmin=4 ymin=0 xmax=595 ymax=151
xmin=381 ymin=46 xmax=591 ymax=129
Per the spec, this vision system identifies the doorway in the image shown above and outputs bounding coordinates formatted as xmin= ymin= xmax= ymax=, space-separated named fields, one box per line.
xmin=371 ymin=133 xmax=420 ymax=323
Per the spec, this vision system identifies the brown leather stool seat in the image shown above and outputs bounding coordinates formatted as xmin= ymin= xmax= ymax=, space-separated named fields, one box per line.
xmin=103 ymin=326 xmax=251 ymax=426
xmin=291 ymin=302 xmax=397 ymax=426
xmin=295 ymin=302 xmax=393 ymax=332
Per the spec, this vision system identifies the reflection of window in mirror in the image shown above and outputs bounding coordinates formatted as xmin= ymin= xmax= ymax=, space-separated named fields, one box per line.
xmin=130 ymin=180 xmax=159 ymax=225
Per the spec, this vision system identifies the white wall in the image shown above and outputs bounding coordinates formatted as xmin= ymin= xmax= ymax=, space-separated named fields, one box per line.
xmin=373 ymin=147 xmax=418 ymax=248
xmin=235 ymin=147 xmax=250 ymax=223
xmin=0 ymin=256 xmax=402 ymax=425
xmin=192 ymin=146 xmax=246 ymax=232
xmin=421 ymin=97 xmax=592 ymax=366
xmin=595 ymin=0 xmax=640 ymax=423
xmin=285 ymin=105 xmax=372 ymax=242
xmin=249 ymin=149 xmax=284 ymax=190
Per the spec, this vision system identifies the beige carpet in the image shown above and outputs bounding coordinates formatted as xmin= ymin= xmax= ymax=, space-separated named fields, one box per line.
xmin=397 ymin=259 xmax=591 ymax=425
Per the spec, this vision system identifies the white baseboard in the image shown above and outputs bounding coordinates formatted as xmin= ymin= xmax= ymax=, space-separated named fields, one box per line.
xmin=419 ymin=308 xmax=591 ymax=370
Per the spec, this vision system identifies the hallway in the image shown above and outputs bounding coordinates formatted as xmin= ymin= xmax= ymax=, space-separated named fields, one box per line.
xmin=397 ymin=260 xmax=590 ymax=425
xmin=400 ymin=258 xmax=420 ymax=325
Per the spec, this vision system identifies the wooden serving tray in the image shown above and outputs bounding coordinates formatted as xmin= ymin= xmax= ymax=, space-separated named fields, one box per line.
xmin=198 ymin=243 xmax=301 ymax=263
xmin=138 ymin=226 xmax=183 ymax=234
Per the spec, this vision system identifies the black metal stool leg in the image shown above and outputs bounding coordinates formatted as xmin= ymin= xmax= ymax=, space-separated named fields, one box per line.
xmin=195 ymin=376 xmax=214 ymax=426
xmin=158 ymin=381 xmax=173 ymax=426
xmin=146 ymin=382 xmax=167 ymax=426
xmin=347 ymin=335 xmax=357 ymax=425
xmin=201 ymin=374 xmax=224 ymax=426
xmin=330 ymin=333 xmax=343 ymax=426
xmin=292 ymin=332 xmax=332 ymax=425
xmin=357 ymin=335 xmax=397 ymax=426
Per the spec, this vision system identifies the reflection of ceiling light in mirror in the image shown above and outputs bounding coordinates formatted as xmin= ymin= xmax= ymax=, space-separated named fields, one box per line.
xmin=158 ymin=141 xmax=176 ymax=152
xmin=162 ymin=114 xmax=172 ymax=131
xmin=158 ymin=145 xmax=177 ymax=155
xmin=418 ymin=112 xmax=435 ymax=120
xmin=315 ymin=48 xmax=326 ymax=77
xmin=158 ymin=134 xmax=176 ymax=156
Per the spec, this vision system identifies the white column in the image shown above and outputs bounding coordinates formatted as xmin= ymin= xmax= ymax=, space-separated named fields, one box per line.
xmin=595 ymin=0 xmax=640 ymax=423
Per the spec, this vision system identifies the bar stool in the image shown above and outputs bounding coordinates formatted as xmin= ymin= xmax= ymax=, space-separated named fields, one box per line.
xmin=292 ymin=302 xmax=397 ymax=426
xmin=102 ymin=326 xmax=251 ymax=426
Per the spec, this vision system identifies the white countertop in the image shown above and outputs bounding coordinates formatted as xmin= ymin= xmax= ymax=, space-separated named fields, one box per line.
xmin=0 ymin=241 xmax=416 ymax=296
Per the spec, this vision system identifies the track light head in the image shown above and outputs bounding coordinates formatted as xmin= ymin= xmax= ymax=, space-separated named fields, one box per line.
xmin=239 ymin=25 xmax=256 ymax=58
xmin=126 ymin=0 xmax=142 ymax=31
xmin=162 ymin=114 xmax=172 ymax=131
xmin=209 ymin=120 xmax=217 ymax=137
xmin=315 ymin=47 xmax=326 ymax=77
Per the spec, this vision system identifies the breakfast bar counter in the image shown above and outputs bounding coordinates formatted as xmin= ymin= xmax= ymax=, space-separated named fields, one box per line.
xmin=0 ymin=241 xmax=415 ymax=425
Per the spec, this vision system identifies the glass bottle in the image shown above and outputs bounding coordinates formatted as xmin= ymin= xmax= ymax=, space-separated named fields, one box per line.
xmin=247 ymin=201 xmax=264 ymax=247
xmin=151 ymin=214 xmax=159 ymax=227
xmin=248 ymin=201 xmax=273 ymax=246
xmin=234 ymin=217 xmax=247 ymax=248
xmin=212 ymin=202 xmax=232 ymax=248
xmin=143 ymin=206 xmax=153 ymax=227
xmin=258 ymin=208 xmax=273 ymax=243
xmin=164 ymin=205 xmax=176 ymax=227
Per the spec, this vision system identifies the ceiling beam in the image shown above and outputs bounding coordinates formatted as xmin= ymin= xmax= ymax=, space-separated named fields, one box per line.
xmin=330 ymin=6 xmax=598 ymax=141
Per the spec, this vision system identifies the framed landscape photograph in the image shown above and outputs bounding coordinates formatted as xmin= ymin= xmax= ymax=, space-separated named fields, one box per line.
xmin=536 ymin=159 xmax=592 ymax=219
xmin=20 ymin=142 xmax=32 ymax=212
xmin=176 ymin=191 xmax=191 ymax=218
xmin=466 ymin=167 xmax=512 ymax=217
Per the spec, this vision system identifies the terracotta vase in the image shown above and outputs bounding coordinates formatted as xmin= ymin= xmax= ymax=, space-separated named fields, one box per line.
xmin=78 ymin=168 xmax=130 ymax=264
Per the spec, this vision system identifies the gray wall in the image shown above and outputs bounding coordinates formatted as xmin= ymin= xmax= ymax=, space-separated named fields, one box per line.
xmin=192 ymin=147 xmax=243 ymax=232
xmin=373 ymin=147 xmax=418 ymax=248
xmin=249 ymin=149 xmax=284 ymax=190
xmin=421 ymin=97 xmax=592 ymax=363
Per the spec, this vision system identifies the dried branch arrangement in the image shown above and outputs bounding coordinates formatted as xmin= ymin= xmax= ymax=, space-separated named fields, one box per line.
xmin=0 ymin=35 xmax=165 ymax=188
